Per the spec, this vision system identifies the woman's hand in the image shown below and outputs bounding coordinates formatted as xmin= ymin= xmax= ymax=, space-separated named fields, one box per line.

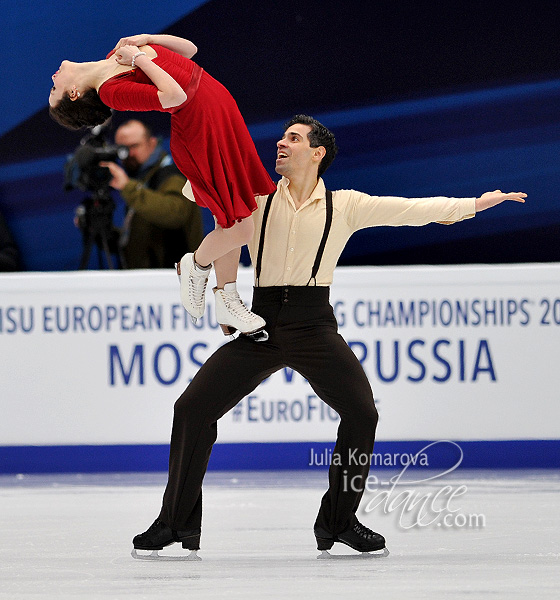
xmin=113 ymin=45 xmax=142 ymax=66
xmin=107 ymin=35 xmax=151 ymax=58
xmin=110 ymin=42 xmax=187 ymax=108
xmin=107 ymin=34 xmax=197 ymax=60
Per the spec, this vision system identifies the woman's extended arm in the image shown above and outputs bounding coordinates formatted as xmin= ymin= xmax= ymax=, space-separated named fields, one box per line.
xmin=113 ymin=45 xmax=187 ymax=109
xmin=111 ymin=34 xmax=197 ymax=59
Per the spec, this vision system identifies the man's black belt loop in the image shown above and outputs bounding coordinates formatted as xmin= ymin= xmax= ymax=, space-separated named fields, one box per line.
xmin=255 ymin=189 xmax=333 ymax=287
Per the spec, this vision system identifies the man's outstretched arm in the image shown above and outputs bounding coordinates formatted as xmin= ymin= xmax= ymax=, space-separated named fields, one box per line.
xmin=475 ymin=190 xmax=527 ymax=212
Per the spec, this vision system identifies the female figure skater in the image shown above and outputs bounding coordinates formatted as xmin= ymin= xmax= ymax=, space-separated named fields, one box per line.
xmin=49 ymin=34 xmax=276 ymax=339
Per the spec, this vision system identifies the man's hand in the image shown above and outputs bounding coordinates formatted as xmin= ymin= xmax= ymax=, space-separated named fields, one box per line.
xmin=99 ymin=161 xmax=129 ymax=190
xmin=475 ymin=190 xmax=527 ymax=212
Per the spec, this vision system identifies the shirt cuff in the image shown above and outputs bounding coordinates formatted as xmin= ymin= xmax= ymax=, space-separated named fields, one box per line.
xmin=437 ymin=197 xmax=477 ymax=225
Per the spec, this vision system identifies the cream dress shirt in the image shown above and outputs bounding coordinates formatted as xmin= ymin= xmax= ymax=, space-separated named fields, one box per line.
xmin=247 ymin=177 xmax=476 ymax=287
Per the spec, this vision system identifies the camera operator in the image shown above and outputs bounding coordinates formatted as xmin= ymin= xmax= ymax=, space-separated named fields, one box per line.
xmin=101 ymin=119 xmax=203 ymax=269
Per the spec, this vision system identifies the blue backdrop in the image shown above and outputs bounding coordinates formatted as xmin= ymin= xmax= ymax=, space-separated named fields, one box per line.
xmin=1 ymin=0 xmax=560 ymax=271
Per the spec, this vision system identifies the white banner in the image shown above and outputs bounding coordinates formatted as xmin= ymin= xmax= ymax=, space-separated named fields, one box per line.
xmin=1 ymin=264 xmax=560 ymax=446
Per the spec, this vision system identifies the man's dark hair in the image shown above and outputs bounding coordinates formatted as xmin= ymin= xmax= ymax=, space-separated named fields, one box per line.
xmin=283 ymin=114 xmax=338 ymax=177
xmin=49 ymin=89 xmax=112 ymax=131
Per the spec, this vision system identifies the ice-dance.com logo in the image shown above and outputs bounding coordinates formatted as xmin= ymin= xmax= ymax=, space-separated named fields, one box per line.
xmin=363 ymin=441 xmax=485 ymax=530
xmin=323 ymin=440 xmax=486 ymax=530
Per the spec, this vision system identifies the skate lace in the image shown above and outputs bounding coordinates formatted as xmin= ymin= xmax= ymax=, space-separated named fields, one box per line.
xmin=221 ymin=291 xmax=257 ymax=323
xmin=189 ymin=270 xmax=209 ymax=309
xmin=353 ymin=522 xmax=376 ymax=539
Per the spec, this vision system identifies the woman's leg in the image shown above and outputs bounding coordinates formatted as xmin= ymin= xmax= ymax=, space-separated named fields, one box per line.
xmin=194 ymin=217 xmax=254 ymax=267
xmin=213 ymin=247 xmax=242 ymax=288
xmin=180 ymin=216 xmax=265 ymax=335
xmin=211 ymin=244 xmax=266 ymax=335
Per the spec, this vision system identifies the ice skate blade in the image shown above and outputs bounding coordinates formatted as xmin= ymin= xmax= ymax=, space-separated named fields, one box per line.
xmin=131 ymin=549 xmax=202 ymax=561
xmin=219 ymin=324 xmax=269 ymax=342
xmin=317 ymin=547 xmax=389 ymax=560
xmin=243 ymin=329 xmax=269 ymax=342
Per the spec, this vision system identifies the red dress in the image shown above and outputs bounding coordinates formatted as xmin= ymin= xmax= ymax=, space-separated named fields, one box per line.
xmin=99 ymin=45 xmax=276 ymax=228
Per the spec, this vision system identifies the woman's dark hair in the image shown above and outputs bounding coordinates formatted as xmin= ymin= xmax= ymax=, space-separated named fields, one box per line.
xmin=49 ymin=88 xmax=112 ymax=130
xmin=283 ymin=114 xmax=338 ymax=177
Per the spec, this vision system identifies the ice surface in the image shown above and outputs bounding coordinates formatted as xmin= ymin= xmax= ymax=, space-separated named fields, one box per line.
xmin=0 ymin=470 xmax=558 ymax=599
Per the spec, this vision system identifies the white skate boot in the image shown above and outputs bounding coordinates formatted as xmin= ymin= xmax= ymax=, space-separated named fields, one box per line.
xmin=214 ymin=282 xmax=269 ymax=341
xmin=178 ymin=253 xmax=211 ymax=323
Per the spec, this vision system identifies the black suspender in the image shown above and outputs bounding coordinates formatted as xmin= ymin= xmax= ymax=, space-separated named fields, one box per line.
xmin=308 ymin=189 xmax=333 ymax=286
xmin=254 ymin=192 xmax=275 ymax=287
xmin=255 ymin=189 xmax=333 ymax=287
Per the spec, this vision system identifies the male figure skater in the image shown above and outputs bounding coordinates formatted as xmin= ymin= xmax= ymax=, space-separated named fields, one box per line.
xmin=133 ymin=114 xmax=526 ymax=558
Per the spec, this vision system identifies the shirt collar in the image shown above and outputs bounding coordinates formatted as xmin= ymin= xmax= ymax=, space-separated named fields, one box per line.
xmin=279 ymin=176 xmax=326 ymax=209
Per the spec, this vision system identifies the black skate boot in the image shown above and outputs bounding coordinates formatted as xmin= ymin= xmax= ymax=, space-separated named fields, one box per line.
xmin=314 ymin=519 xmax=389 ymax=559
xmin=131 ymin=519 xmax=202 ymax=561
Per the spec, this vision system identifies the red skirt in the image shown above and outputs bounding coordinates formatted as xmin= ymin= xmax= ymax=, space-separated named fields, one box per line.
xmin=170 ymin=71 xmax=276 ymax=228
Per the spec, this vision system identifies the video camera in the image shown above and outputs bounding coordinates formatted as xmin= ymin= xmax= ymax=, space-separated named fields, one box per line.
xmin=64 ymin=124 xmax=129 ymax=193
xmin=63 ymin=124 xmax=128 ymax=269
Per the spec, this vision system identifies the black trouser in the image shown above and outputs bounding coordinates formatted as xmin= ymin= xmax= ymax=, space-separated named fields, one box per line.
xmin=158 ymin=286 xmax=378 ymax=537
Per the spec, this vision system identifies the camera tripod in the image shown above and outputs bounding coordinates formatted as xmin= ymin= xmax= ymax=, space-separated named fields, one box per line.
xmin=78 ymin=188 xmax=124 ymax=270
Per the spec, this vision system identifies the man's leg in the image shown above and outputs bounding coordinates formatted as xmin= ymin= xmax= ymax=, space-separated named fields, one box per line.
xmin=158 ymin=335 xmax=282 ymax=532
xmin=285 ymin=324 xmax=378 ymax=536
